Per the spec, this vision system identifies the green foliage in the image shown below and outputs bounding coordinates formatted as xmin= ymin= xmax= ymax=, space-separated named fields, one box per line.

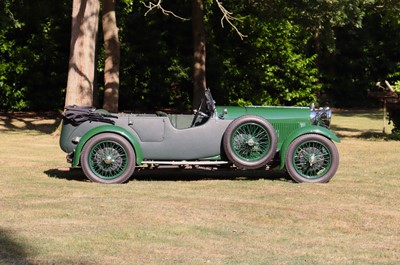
xmin=1 ymin=0 xmax=400 ymax=111
xmin=387 ymin=109 xmax=400 ymax=140
xmin=0 ymin=1 xmax=27 ymax=110
xmin=393 ymin=81 xmax=400 ymax=93
xmin=386 ymin=67 xmax=400 ymax=139
xmin=0 ymin=35 xmax=30 ymax=110
xmin=0 ymin=0 xmax=69 ymax=110
xmin=206 ymin=3 xmax=321 ymax=107
xmin=116 ymin=0 xmax=192 ymax=111
xmin=310 ymin=2 xmax=400 ymax=107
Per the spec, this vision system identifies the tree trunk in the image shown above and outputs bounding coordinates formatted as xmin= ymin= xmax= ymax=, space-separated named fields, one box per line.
xmin=192 ymin=0 xmax=206 ymax=110
xmin=102 ymin=0 xmax=120 ymax=113
xmin=65 ymin=0 xmax=100 ymax=107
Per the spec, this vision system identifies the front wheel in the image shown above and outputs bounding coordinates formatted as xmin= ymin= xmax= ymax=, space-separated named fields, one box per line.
xmin=285 ymin=134 xmax=339 ymax=183
xmin=81 ymin=133 xmax=136 ymax=184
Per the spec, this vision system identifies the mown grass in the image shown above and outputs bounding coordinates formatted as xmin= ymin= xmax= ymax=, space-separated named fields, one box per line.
xmin=0 ymin=110 xmax=399 ymax=265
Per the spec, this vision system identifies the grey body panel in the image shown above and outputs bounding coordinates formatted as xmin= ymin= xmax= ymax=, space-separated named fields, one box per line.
xmin=135 ymin=117 xmax=231 ymax=160
xmin=61 ymin=113 xmax=232 ymax=160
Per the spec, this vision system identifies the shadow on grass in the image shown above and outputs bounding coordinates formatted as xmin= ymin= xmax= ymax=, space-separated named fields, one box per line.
xmin=45 ymin=168 xmax=88 ymax=182
xmin=331 ymin=109 xmax=397 ymax=140
xmin=134 ymin=167 xmax=292 ymax=182
xmin=331 ymin=124 xmax=389 ymax=140
xmin=0 ymin=228 xmax=33 ymax=265
xmin=0 ymin=227 xmax=95 ymax=265
xmin=0 ymin=112 xmax=60 ymax=134
xmin=45 ymin=167 xmax=293 ymax=183
xmin=334 ymin=109 xmax=383 ymax=120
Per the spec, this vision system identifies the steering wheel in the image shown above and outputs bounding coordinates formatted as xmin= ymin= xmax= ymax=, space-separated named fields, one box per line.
xmin=190 ymin=99 xmax=209 ymax=127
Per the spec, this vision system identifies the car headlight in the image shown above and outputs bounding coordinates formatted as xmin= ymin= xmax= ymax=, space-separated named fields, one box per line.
xmin=310 ymin=105 xmax=332 ymax=128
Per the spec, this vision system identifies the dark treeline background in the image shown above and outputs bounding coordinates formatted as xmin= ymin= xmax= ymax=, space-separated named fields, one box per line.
xmin=1 ymin=0 xmax=400 ymax=111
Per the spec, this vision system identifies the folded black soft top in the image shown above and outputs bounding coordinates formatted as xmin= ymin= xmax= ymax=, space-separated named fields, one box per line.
xmin=62 ymin=105 xmax=118 ymax=125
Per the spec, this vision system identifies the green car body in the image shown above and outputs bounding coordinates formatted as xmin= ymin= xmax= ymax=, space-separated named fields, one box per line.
xmin=60 ymin=89 xmax=340 ymax=184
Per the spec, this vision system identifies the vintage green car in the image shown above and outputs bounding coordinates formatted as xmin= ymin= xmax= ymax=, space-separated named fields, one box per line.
xmin=60 ymin=89 xmax=339 ymax=184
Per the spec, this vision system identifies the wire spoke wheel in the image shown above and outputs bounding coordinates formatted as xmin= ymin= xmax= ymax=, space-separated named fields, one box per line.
xmin=89 ymin=141 xmax=128 ymax=179
xmin=81 ymin=133 xmax=136 ymax=184
xmin=292 ymin=141 xmax=331 ymax=179
xmin=285 ymin=134 xmax=339 ymax=183
xmin=232 ymin=123 xmax=271 ymax=161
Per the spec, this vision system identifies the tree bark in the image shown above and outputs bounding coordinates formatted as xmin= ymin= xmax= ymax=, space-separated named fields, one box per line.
xmin=102 ymin=0 xmax=120 ymax=113
xmin=65 ymin=0 xmax=100 ymax=107
xmin=192 ymin=0 xmax=206 ymax=110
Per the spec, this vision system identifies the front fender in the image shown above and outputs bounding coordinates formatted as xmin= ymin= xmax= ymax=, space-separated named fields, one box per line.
xmin=279 ymin=126 xmax=340 ymax=170
xmin=72 ymin=125 xmax=143 ymax=167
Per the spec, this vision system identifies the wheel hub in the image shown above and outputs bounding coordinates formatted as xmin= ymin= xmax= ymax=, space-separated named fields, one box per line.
xmin=103 ymin=155 xmax=115 ymax=165
xmin=247 ymin=138 xmax=255 ymax=147
xmin=308 ymin=154 xmax=317 ymax=165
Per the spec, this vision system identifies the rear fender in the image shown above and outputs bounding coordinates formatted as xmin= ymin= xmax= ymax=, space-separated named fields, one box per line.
xmin=72 ymin=125 xmax=143 ymax=167
xmin=279 ymin=126 xmax=340 ymax=170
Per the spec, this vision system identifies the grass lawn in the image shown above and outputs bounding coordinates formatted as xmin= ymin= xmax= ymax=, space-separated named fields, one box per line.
xmin=0 ymin=109 xmax=399 ymax=265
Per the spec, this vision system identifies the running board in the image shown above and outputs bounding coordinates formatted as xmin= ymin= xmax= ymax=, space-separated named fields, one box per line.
xmin=141 ymin=160 xmax=229 ymax=166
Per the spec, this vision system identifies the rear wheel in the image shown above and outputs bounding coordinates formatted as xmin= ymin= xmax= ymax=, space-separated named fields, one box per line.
xmin=81 ymin=133 xmax=136 ymax=184
xmin=285 ymin=134 xmax=339 ymax=183
xmin=223 ymin=115 xmax=277 ymax=169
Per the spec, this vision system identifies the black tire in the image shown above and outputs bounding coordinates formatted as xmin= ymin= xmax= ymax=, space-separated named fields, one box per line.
xmin=81 ymin=133 xmax=136 ymax=184
xmin=223 ymin=115 xmax=278 ymax=170
xmin=285 ymin=134 xmax=339 ymax=183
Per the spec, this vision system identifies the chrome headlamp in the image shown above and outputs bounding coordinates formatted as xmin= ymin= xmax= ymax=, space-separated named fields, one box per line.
xmin=310 ymin=105 xmax=332 ymax=128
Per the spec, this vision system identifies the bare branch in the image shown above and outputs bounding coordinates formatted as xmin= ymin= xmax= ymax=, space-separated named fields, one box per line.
xmin=215 ymin=0 xmax=247 ymax=40
xmin=143 ymin=0 xmax=189 ymax=21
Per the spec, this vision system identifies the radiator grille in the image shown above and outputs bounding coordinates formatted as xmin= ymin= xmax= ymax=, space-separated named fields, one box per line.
xmin=272 ymin=122 xmax=302 ymax=141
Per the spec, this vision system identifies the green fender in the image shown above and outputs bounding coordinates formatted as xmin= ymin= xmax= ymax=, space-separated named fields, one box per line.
xmin=72 ymin=125 xmax=143 ymax=168
xmin=279 ymin=126 xmax=340 ymax=170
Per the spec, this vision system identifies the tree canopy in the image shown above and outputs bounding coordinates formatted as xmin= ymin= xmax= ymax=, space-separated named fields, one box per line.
xmin=1 ymin=0 xmax=400 ymax=111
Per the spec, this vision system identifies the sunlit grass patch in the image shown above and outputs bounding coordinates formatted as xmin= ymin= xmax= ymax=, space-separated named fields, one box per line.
xmin=0 ymin=110 xmax=399 ymax=264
